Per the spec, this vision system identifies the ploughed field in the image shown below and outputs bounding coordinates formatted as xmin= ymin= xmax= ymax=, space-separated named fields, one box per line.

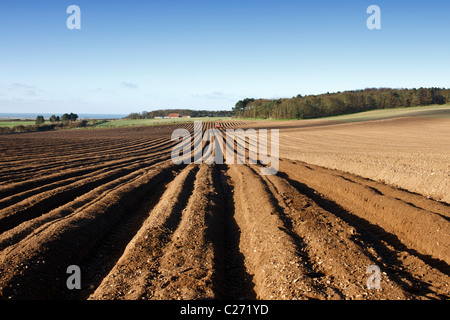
xmin=0 ymin=120 xmax=448 ymax=300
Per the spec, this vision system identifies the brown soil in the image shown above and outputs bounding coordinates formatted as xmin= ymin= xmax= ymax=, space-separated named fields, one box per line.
xmin=0 ymin=119 xmax=448 ymax=300
xmin=246 ymin=117 xmax=450 ymax=204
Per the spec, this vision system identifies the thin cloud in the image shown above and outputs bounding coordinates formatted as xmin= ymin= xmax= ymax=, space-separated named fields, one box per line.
xmin=10 ymin=83 xmax=35 ymax=90
xmin=121 ymin=82 xmax=139 ymax=89
xmin=193 ymin=91 xmax=238 ymax=100
xmin=0 ymin=83 xmax=42 ymax=97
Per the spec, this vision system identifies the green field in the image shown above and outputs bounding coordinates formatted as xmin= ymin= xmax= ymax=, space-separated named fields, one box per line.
xmin=323 ymin=104 xmax=450 ymax=122
xmin=0 ymin=120 xmax=51 ymax=128
xmin=236 ymin=104 xmax=450 ymax=122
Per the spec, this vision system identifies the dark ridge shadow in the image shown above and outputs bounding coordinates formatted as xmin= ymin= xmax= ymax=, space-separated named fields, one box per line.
xmin=66 ymin=164 xmax=196 ymax=300
xmin=210 ymin=164 xmax=257 ymax=300
xmin=277 ymin=170 xmax=450 ymax=299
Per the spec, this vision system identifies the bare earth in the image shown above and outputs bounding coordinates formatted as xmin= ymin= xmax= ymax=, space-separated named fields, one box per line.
xmin=0 ymin=118 xmax=448 ymax=300
xmin=285 ymin=117 xmax=450 ymax=204
xmin=247 ymin=116 xmax=450 ymax=204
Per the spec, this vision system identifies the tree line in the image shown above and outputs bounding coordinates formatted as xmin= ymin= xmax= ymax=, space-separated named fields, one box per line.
xmin=35 ymin=113 xmax=79 ymax=125
xmin=232 ymin=87 xmax=450 ymax=119
xmin=0 ymin=113 xmax=84 ymax=134
xmin=126 ymin=109 xmax=234 ymax=119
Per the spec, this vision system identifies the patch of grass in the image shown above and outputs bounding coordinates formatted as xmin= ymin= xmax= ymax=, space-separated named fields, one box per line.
xmin=0 ymin=120 xmax=45 ymax=128
xmin=233 ymin=105 xmax=450 ymax=123
xmin=324 ymin=105 xmax=450 ymax=122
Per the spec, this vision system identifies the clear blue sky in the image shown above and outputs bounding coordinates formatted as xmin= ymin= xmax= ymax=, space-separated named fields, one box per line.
xmin=0 ymin=0 xmax=449 ymax=114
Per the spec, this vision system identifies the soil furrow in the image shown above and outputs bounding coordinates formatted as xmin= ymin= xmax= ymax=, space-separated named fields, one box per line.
xmin=277 ymin=160 xmax=450 ymax=299
xmin=215 ymin=164 xmax=257 ymax=299
xmin=90 ymin=164 xmax=227 ymax=300
xmin=279 ymin=160 xmax=450 ymax=267
xmin=258 ymin=166 xmax=423 ymax=299
xmin=0 ymin=161 xmax=174 ymax=299
xmin=0 ymin=162 xmax=173 ymax=251
xmin=0 ymin=148 xmax=173 ymax=198
xmin=88 ymin=164 xmax=199 ymax=299
xmin=226 ymin=164 xmax=328 ymax=299
xmin=0 ymin=136 xmax=159 ymax=168
xmin=0 ymin=138 xmax=175 ymax=185
xmin=141 ymin=164 xmax=221 ymax=300
xmin=64 ymin=165 xmax=189 ymax=300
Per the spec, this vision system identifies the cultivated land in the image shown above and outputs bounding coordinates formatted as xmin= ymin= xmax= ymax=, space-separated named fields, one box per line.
xmin=0 ymin=114 xmax=448 ymax=300
xmin=243 ymin=105 xmax=450 ymax=204
xmin=0 ymin=117 xmax=228 ymax=126
xmin=92 ymin=117 xmax=232 ymax=128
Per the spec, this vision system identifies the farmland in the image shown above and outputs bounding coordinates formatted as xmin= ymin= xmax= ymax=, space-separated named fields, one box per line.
xmin=91 ymin=117 xmax=232 ymax=128
xmin=0 ymin=117 xmax=232 ymax=133
xmin=0 ymin=117 xmax=448 ymax=300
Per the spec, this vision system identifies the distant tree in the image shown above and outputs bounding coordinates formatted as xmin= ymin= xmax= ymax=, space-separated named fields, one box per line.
xmin=69 ymin=113 xmax=78 ymax=122
xmin=431 ymin=88 xmax=446 ymax=104
xmin=141 ymin=111 xmax=149 ymax=119
xmin=61 ymin=113 xmax=70 ymax=122
xmin=35 ymin=115 xmax=45 ymax=125
xmin=231 ymin=87 xmax=450 ymax=120
xmin=233 ymin=98 xmax=255 ymax=116
xmin=55 ymin=115 xmax=60 ymax=122
xmin=127 ymin=112 xmax=141 ymax=119
xmin=49 ymin=115 xmax=57 ymax=123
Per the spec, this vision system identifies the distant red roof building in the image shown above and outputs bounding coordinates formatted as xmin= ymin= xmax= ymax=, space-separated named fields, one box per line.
xmin=166 ymin=113 xmax=180 ymax=118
